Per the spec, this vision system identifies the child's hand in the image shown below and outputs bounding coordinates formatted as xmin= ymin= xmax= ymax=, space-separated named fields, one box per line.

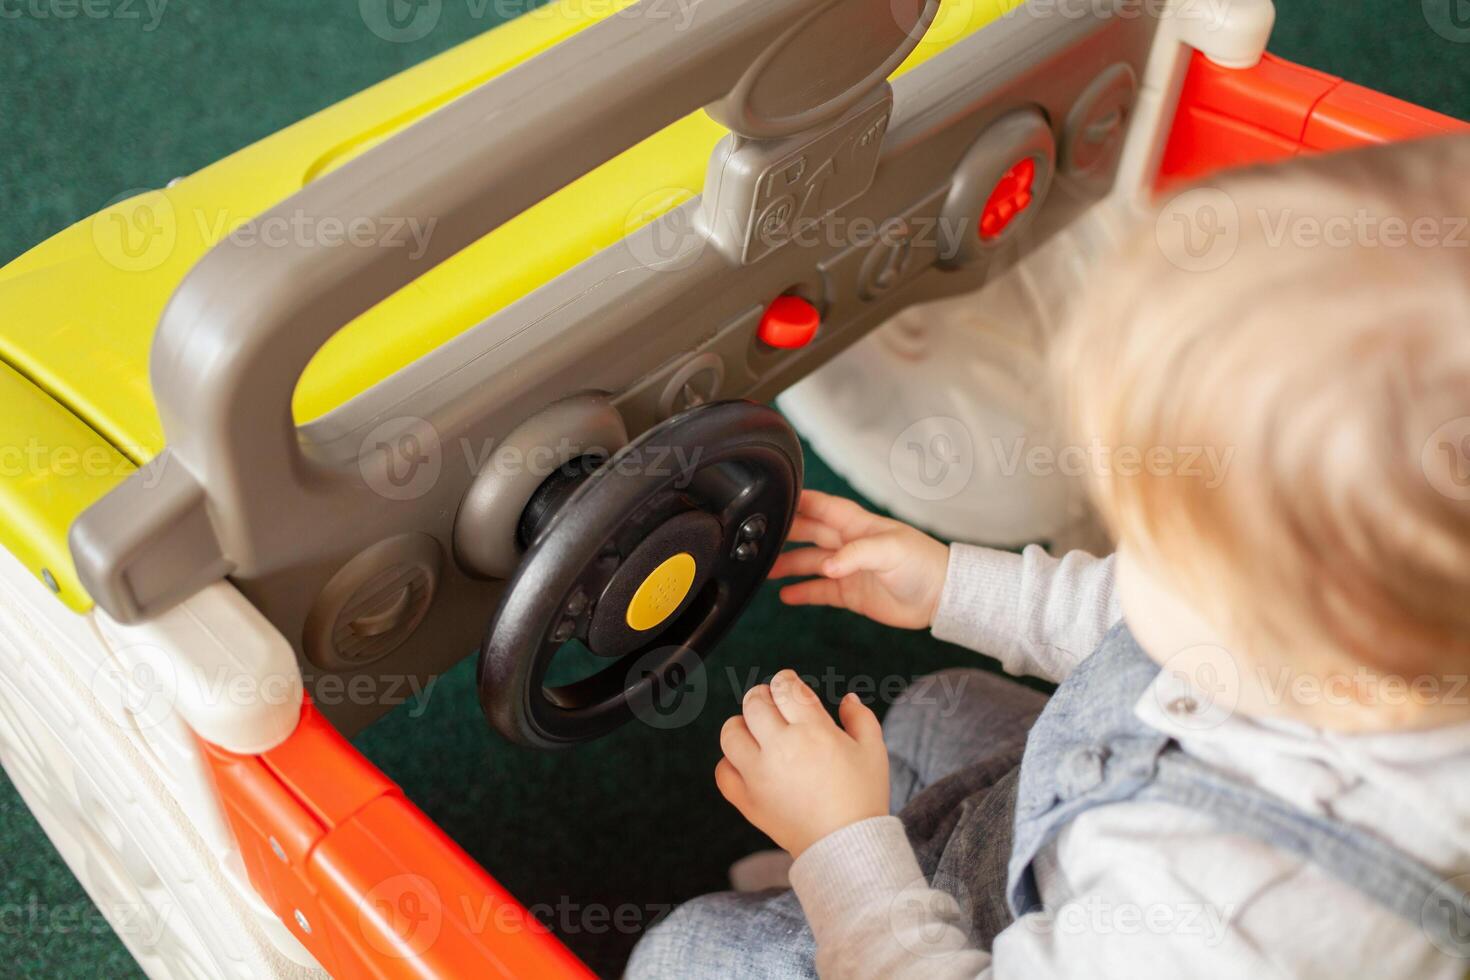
xmin=770 ymin=490 xmax=949 ymax=629
xmin=716 ymin=670 xmax=889 ymax=858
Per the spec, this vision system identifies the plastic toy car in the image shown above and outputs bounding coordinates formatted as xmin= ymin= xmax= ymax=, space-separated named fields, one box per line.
xmin=0 ymin=0 xmax=1464 ymax=975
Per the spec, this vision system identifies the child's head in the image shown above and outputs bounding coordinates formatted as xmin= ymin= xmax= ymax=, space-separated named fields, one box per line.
xmin=1055 ymin=135 xmax=1470 ymax=730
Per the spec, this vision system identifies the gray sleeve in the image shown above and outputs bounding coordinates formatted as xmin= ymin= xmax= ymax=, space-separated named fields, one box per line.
xmin=930 ymin=544 xmax=1121 ymax=683
xmin=790 ymin=816 xmax=992 ymax=979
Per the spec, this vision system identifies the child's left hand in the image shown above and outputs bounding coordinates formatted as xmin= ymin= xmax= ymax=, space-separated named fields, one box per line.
xmin=715 ymin=669 xmax=890 ymax=858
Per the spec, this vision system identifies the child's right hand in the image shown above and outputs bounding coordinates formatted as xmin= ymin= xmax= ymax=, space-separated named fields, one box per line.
xmin=770 ymin=490 xmax=949 ymax=630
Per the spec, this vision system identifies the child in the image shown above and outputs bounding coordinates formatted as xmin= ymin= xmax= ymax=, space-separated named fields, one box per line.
xmin=627 ymin=134 xmax=1470 ymax=979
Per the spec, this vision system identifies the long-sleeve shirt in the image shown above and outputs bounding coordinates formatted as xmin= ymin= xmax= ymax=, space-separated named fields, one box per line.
xmin=788 ymin=544 xmax=1470 ymax=979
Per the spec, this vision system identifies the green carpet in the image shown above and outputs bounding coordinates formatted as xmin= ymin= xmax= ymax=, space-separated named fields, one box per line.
xmin=1 ymin=2 xmax=1466 ymax=977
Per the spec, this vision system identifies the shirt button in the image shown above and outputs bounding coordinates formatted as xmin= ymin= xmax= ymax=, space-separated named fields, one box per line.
xmin=1056 ymin=746 xmax=1108 ymax=796
xmin=1167 ymin=695 xmax=1199 ymax=716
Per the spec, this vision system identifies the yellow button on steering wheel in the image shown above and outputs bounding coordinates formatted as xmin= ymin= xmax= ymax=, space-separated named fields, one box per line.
xmin=625 ymin=552 xmax=697 ymax=631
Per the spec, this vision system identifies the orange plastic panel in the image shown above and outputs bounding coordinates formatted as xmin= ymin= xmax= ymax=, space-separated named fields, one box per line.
xmin=1303 ymin=81 xmax=1469 ymax=151
xmin=257 ymin=701 xmax=396 ymax=828
xmin=1159 ymin=104 xmax=1300 ymax=182
xmin=311 ymin=795 xmax=587 ymax=978
xmin=202 ymin=702 xmax=593 ymax=979
xmin=1158 ymin=50 xmax=1468 ymax=190
xmin=1183 ymin=52 xmax=1339 ymax=140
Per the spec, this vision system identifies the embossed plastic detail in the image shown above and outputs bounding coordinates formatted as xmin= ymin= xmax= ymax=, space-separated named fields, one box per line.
xmin=304 ymin=534 xmax=441 ymax=670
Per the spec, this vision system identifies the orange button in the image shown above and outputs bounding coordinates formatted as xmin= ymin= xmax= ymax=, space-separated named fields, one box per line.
xmin=757 ymin=295 xmax=821 ymax=349
xmin=979 ymin=157 xmax=1037 ymax=240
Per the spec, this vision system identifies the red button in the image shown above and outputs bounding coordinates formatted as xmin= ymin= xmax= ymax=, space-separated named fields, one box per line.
xmin=979 ymin=157 xmax=1037 ymax=240
xmin=757 ymin=295 xmax=821 ymax=349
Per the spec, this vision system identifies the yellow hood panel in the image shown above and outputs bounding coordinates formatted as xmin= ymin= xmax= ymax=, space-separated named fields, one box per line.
xmin=0 ymin=0 xmax=1008 ymax=609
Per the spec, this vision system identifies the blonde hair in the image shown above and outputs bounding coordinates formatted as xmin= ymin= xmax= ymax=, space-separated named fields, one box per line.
xmin=1054 ymin=135 xmax=1470 ymax=678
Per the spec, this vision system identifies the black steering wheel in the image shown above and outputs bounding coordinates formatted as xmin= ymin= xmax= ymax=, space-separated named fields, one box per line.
xmin=477 ymin=400 xmax=802 ymax=748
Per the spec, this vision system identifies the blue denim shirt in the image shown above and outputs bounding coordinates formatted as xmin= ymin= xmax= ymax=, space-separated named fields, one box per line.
xmin=1006 ymin=622 xmax=1470 ymax=957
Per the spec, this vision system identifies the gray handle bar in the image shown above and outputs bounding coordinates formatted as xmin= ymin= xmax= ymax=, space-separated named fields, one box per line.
xmin=156 ymin=0 xmax=931 ymax=565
